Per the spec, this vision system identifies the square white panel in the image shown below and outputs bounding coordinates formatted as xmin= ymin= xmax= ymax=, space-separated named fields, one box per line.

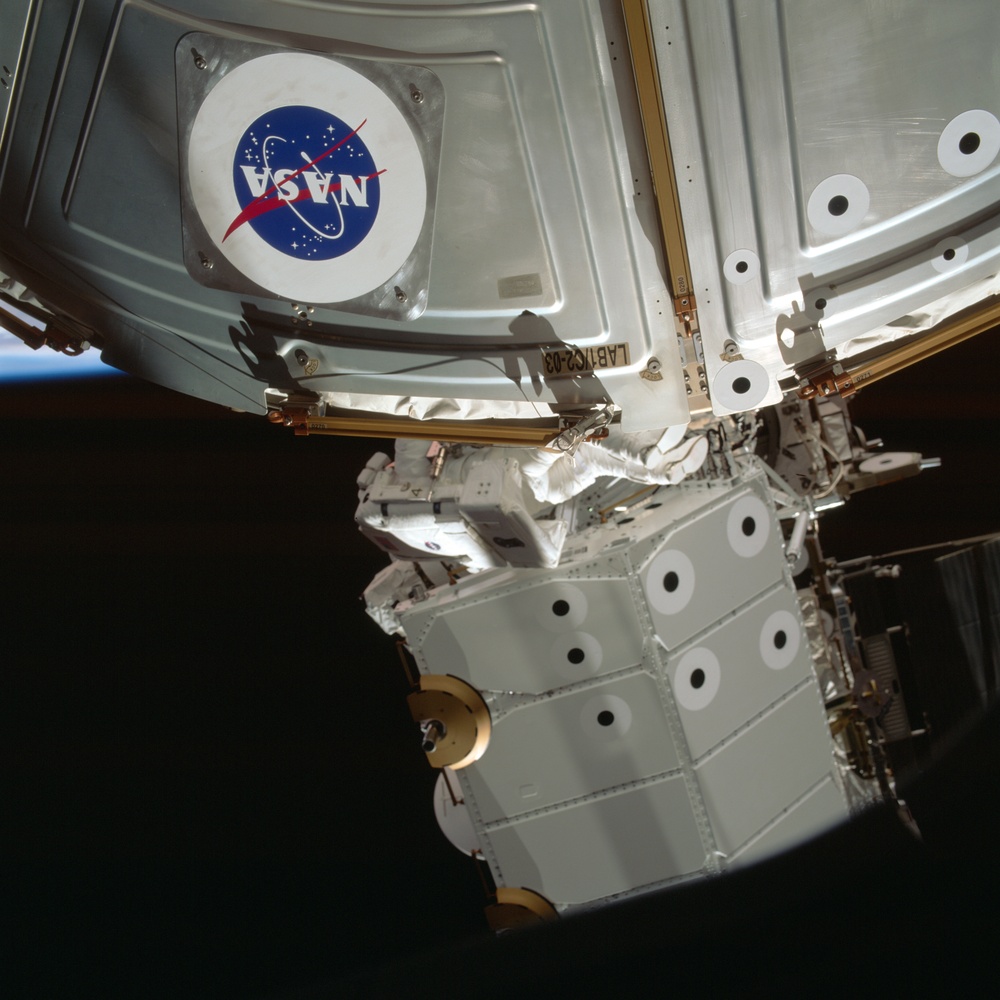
xmin=639 ymin=484 xmax=786 ymax=651
xmin=693 ymin=684 xmax=836 ymax=857
xmin=464 ymin=673 xmax=678 ymax=823
xmin=668 ymin=587 xmax=812 ymax=760
xmin=414 ymin=576 xmax=644 ymax=693
xmin=728 ymin=777 xmax=847 ymax=869
xmin=486 ymin=775 xmax=703 ymax=904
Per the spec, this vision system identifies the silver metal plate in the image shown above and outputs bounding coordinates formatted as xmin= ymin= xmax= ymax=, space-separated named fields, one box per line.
xmin=1 ymin=1 xmax=692 ymax=426
xmin=650 ymin=0 xmax=1000 ymax=412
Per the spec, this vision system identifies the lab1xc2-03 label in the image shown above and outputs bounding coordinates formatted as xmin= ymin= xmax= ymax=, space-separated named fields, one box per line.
xmin=185 ymin=50 xmax=429 ymax=306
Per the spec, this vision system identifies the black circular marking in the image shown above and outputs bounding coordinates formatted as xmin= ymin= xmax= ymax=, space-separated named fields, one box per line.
xmin=828 ymin=195 xmax=849 ymax=217
xmin=814 ymin=297 xmax=827 ymax=310
xmin=943 ymin=247 xmax=956 ymax=261
xmin=741 ymin=515 xmax=756 ymax=537
xmin=959 ymin=131 xmax=981 ymax=155
xmin=690 ymin=668 xmax=706 ymax=689
xmin=597 ymin=710 xmax=615 ymax=727
xmin=774 ymin=629 xmax=787 ymax=650
xmin=732 ymin=376 xmax=752 ymax=395
xmin=663 ymin=570 xmax=680 ymax=593
xmin=552 ymin=599 xmax=570 ymax=617
xmin=567 ymin=647 xmax=585 ymax=664
xmin=735 ymin=259 xmax=749 ymax=274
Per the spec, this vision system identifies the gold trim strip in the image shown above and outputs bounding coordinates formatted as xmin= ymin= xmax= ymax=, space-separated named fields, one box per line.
xmin=847 ymin=296 xmax=1000 ymax=389
xmin=269 ymin=410 xmax=561 ymax=446
xmin=621 ymin=0 xmax=693 ymax=297
xmin=798 ymin=296 xmax=1000 ymax=400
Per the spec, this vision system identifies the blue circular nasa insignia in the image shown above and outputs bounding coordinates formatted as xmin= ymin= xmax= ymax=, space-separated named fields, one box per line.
xmin=230 ymin=105 xmax=381 ymax=261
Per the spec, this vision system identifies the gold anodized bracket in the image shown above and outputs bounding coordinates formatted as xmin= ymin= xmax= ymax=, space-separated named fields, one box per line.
xmin=621 ymin=0 xmax=694 ymax=301
xmin=796 ymin=295 xmax=1000 ymax=401
xmin=621 ymin=2 xmax=708 ymax=413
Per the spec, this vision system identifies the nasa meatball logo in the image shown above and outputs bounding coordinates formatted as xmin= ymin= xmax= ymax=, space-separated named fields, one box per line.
xmin=227 ymin=106 xmax=383 ymax=261
xmin=186 ymin=52 xmax=428 ymax=304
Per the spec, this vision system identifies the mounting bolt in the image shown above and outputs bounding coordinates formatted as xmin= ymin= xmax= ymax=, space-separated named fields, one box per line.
xmin=723 ymin=339 xmax=739 ymax=358
xmin=646 ymin=356 xmax=662 ymax=374
xmin=410 ymin=85 xmax=424 ymax=103
xmin=198 ymin=252 xmax=213 ymax=270
xmin=394 ymin=286 xmax=407 ymax=302
xmin=191 ymin=48 xmax=207 ymax=70
xmin=295 ymin=349 xmax=308 ymax=366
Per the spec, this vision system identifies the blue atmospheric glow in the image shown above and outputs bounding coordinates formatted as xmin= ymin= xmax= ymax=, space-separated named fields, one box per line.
xmin=0 ymin=327 xmax=121 ymax=382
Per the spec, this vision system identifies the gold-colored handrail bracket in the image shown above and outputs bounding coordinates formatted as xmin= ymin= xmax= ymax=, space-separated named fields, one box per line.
xmin=621 ymin=0 xmax=693 ymax=299
xmin=797 ymin=296 xmax=1000 ymax=400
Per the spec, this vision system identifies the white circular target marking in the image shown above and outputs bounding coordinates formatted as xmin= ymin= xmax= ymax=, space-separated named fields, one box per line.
xmin=804 ymin=286 xmax=835 ymax=319
xmin=580 ymin=694 xmax=633 ymax=741
xmin=807 ymin=174 xmax=870 ymax=237
xmin=726 ymin=493 xmax=770 ymax=558
xmin=645 ymin=549 xmax=695 ymax=616
xmin=723 ymin=248 xmax=760 ymax=285
xmin=858 ymin=452 xmax=916 ymax=474
xmin=712 ymin=359 xmax=770 ymax=412
xmin=188 ymin=52 xmax=426 ymax=302
xmin=759 ymin=609 xmax=801 ymax=670
xmin=937 ymin=110 xmax=1000 ymax=177
xmin=549 ymin=631 xmax=603 ymax=682
xmin=931 ymin=236 xmax=969 ymax=273
xmin=533 ymin=582 xmax=588 ymax=631
xmin=673 ymin=647 xmax=721 ymax=711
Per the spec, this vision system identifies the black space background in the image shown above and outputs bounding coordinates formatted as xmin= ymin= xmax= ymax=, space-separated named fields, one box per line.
xmin=3 ymin=333 xmax=1000 ymax=998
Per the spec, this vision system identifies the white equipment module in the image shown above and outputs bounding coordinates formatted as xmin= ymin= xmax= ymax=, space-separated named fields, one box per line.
xmin=394 ymin=467 xmax=846 ymax=906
